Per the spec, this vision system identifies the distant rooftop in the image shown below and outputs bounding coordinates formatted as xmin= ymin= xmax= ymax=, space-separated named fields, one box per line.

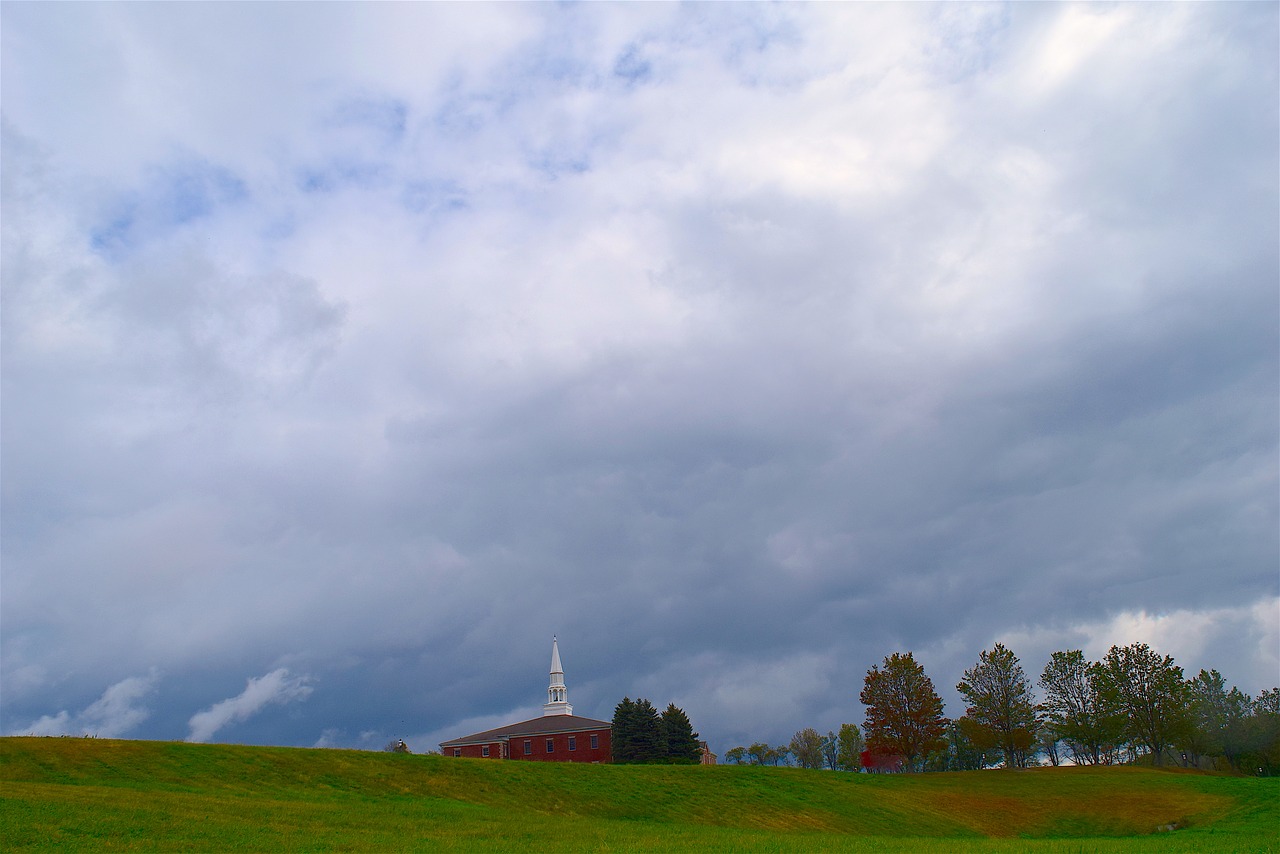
xmin=439 ymin=714 xmax=611 ymax=748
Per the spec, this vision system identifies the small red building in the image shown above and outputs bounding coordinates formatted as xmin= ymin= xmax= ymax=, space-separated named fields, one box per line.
xmin=439 ymin=637 xmax=612 ymax=763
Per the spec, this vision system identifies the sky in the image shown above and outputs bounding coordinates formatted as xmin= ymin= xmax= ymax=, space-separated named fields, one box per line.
xmin=2 ymin=2 xmax=1277 ymax=756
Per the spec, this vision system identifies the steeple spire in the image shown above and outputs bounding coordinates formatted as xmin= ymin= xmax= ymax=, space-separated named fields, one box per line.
xmin=543 ymin=635 xmax=573 ymax=716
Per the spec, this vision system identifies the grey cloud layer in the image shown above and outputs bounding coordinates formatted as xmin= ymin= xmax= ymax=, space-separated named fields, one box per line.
xmin=2 ymin=3 xmax=1275 ymax=751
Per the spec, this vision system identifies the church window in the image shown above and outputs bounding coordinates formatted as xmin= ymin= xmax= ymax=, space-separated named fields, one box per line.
xmin=482 ymin=745 xmax=490 ymax=757
xmin=546 ymin=738 xmax=555 ymax=753
xmin=523 ymin=740 xmax=532 ymax=755
xmin=568 ymin=737 xmax=576 ymax=751
xmin=590 ymin=734 xmax=599 ymax=749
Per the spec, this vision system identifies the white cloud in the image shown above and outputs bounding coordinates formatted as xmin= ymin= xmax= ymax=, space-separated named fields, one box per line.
xmin=9 ymin=671 xmax=159 ymax=737
xmin=15 ymin=711 xmax=72 ymax=737
xmin=415 ymin=705 xmax=544 ymax=756
xmin=1 ymin=2 xmax=1274 ymax=751
xmin=187 ymin=669 xmax=314 ymax=743
xmin=313 ymin=728 xmax=341 ymax=749
xmin=996 ymin=596 xmax=1280 ymax=697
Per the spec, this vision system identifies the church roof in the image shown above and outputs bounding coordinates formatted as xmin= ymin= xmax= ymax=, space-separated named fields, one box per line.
xmin=439 ymin=714 xmax=611 ymax=748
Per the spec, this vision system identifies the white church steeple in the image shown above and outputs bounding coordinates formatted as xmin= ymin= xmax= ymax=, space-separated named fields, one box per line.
xmin=543 ymin=635 xmax=573 ymax=716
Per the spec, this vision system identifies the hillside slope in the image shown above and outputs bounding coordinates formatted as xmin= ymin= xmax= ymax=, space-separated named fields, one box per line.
xmin=2 ymin=737 xmax=1276 ymax=852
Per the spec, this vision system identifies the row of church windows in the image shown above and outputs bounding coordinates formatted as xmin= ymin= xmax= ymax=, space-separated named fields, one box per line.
xmin=521 ymin=734 xmax=599 ymax=754
xmin=452 ymin=734 xmax=600 ymax=758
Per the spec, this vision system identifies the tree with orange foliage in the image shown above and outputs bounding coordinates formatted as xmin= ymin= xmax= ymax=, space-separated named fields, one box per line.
xmin=860 ymin=651 xmax=947 ymax=771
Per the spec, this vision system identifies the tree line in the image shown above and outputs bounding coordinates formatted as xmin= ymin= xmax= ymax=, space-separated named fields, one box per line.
xmin=723 ymin=723 xmax=866 ymax=771
xmin=611 ymin=697 xmax=702 ymax=763
xmin=724 ymin=641 xmax=1279 ymax=775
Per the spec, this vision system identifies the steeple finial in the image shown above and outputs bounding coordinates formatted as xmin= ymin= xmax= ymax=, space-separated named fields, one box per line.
xmin=543 ymin=635 xmax=573 ymax=716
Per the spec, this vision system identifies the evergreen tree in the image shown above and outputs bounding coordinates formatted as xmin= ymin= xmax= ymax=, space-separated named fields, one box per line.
xmin=660 ymin=703 xmax=701 ymax=763
xmin=611 ymin=697 xmax=639 ymax=763
xmin=628 ymin=698 xmax=667 ymax=763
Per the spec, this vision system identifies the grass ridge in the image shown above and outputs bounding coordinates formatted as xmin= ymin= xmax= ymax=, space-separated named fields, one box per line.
xmin=2 ymin=737 xmax=1277 ymax=852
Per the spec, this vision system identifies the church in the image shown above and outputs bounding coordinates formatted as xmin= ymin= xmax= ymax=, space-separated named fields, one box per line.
xmin=438 ymin=637 xmax=613 ymax=762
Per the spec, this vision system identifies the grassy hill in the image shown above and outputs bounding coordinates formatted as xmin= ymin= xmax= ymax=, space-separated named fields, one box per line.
xmin=2 ymin=737 xmax=1276 ymax=852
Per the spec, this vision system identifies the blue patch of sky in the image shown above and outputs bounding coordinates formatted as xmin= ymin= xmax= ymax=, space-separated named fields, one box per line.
xmin=89 ymin=158 xmax=247 ymax=257
xmin=612 ymin=43 xmax=653 ymax=86
xmin=325 ymin=96 xmax=409 ymax=146
xmin=431 ymin=90 xmax=503 ymax=138
xmin=527 ymin=149 xmax=592 ymax=181
xmin=295 ymin=160 xmax=391 ymax=194
xmin=400 ymin=180 xmax=469 ymax=216
xmin=260 ymin=213 xmax=299 ymax=243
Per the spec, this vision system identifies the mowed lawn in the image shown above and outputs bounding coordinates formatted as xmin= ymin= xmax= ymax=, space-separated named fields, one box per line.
xmin=2 ymin=737 xmax=1276 ymax=852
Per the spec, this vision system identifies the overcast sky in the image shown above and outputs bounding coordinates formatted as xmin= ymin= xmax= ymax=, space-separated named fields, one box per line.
xmin=3 ymin=3 xmax=1277 ymax=755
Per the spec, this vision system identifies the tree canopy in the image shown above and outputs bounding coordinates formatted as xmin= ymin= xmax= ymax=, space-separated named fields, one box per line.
xmin=613 ymin=697 xmax=701 ymax=764
xmin=789 ymin=728 xmax=825 ymax=770
xmin=1037 ymin=649 xmax=1123 ymax=766
xmin=860 ymin=651 xmax=947 ymax=769
xmin=719 ymin=642 xmax=1277 ymax=776
xmin=833 ymin=723 xmax=864 ymax=771
xmin=1093 ymin=642 xmax=1190 ymax=767
xmin=660 ymin=703 xmax=701 ymax=763
xmin=956 ymin=643 xmax=1039 ymax=768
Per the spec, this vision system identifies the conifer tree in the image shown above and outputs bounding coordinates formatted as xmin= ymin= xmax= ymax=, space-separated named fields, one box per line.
xmin=611 ymin=697 xmax=638 ymax=763
xmin=660 ymin=703 xmax=701 ymax=763
xmin=612 ymin=696 xmax=668 ymax=763
xmin=630 ymin=698 xmax=667 ymax=763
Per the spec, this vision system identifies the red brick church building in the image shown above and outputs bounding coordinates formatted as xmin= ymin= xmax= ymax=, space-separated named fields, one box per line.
xmin=439 ymin=637 xmax=612 ymax=763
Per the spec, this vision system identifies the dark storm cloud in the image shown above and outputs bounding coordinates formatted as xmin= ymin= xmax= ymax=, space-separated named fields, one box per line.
xmin=2 ymin=3 xmax=1275 ymax=753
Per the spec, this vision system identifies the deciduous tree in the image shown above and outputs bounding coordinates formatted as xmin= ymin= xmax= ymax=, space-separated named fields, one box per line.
xmin=924 ymin=720 xmax=990 ymax=771
xmin=1038 ymin=650 xmax=1123 ymax=765
xmin=956 ymin=643 xmax=1039 ymax=768
xmin=1093 ymin=642 xmax=1190 ymax=766
xmin=789 ymin=727 xmax=825 ymax=770
xmin=860 ymin=652 xmax=947 ymax=770
xmin=1181 ymin=669 xmax=1234 ymax=766
xmin=835 ymin=723 xmax=864 ymax=772
xmin=1245 ymin=688 xmax=1280 ymax=776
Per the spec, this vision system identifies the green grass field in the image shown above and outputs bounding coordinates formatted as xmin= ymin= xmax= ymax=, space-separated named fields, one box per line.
xmin=2 ymin=737 xmax=1276 ymax=852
